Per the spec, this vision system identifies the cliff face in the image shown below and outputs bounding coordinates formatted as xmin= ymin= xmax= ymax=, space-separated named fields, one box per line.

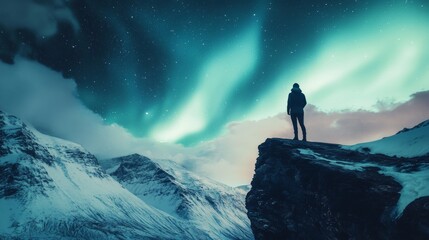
xmin=246 ymin=138 xmax=429 ymax=240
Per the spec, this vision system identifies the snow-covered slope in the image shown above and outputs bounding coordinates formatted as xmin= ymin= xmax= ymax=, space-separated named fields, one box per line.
xmin=236 ymin=184 xmax=251 ymax=193
xmin=347 ymin=120 xmax=429 ymax=157
xmin=101 ymin=154 xmax=253 ymax=240
xmin=0 ymin=111 xmax=207 ymax=239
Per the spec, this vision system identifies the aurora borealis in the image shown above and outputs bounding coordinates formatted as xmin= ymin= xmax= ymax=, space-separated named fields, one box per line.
xmin=1 ymin=0 xmax=427 ymax=146
xmin=1 ymin=0 xmax=429 ymax=185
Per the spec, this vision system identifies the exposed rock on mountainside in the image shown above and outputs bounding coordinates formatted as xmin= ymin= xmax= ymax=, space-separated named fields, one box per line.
xmin=246 ymin=137 xmax=429 ymax=240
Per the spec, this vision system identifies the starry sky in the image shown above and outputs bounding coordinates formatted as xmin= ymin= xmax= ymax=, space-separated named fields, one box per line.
xmin=1 ymin=0 xmax=428 ymax=146
xmin=1 ymin=0 xmax=429 ymax=185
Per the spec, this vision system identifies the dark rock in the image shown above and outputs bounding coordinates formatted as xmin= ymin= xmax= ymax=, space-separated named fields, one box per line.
xmin=246 ymin=138 xmax=429 ymax=240
xmin=395 ymin=197 xmax=429 ymax=240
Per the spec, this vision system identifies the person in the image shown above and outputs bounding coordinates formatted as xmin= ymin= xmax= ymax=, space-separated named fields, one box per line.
xmin=287 ymin=83 xmax=307 ymax=141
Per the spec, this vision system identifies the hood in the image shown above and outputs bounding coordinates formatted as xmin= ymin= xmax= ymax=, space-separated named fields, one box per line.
xmin=291 ymin=87 xmax=302 ymax=93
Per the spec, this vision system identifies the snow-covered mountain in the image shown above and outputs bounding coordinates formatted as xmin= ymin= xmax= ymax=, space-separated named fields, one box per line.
xmin=100 ymin=154 xmax=253 ymax=240
xmin=347 ymin=120 xmax=429 ymax=157
xmin=0 ymin=111 xmax=219 ymax=239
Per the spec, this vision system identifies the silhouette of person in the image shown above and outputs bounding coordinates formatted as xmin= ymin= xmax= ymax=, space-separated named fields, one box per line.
xmin=287 ymin=83 xmax=307 ymax=141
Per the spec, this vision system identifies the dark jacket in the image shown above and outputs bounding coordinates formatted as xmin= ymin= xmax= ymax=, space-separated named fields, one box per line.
xmin=287 ymin=87 xmax=307 ymax=114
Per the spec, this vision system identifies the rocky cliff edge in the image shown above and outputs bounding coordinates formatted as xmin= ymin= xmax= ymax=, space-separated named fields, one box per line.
xmin=246 ymin=138 xmax=429 ymax=240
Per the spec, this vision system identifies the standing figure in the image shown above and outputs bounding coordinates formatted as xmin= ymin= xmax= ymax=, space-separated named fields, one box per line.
xmin=287 ymin=83 xmax=307 ymax=141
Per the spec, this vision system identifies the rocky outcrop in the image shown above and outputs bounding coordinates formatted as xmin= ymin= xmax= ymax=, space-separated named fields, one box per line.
xmin=246 ymin=138 xmax=429 ymax=240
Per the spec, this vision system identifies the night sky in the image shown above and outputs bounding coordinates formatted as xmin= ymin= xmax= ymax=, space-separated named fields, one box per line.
xmin=1 ymin=0 xmax=427 ymax=146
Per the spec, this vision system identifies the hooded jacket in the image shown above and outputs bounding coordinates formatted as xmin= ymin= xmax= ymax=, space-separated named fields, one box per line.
xmin=287 ymin=87 xmax=307 ymax=114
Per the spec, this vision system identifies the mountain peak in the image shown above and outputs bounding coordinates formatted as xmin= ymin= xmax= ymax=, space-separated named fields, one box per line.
xmin=100 ymin=153 xmax=253 ymax=239
xmin=101 ymin=153 xmax=177 ymax=187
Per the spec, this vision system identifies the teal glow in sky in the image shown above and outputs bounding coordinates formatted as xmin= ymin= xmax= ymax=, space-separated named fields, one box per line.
xmin=3 ymin=0 xmax=427 ymax=146
xmin=148 ymin=2 xmax=429 ymax=144
xmin=151 ymin=25 xmax=260 ymax=142
xmin=250 ymin=4 xmax=429 ymax=119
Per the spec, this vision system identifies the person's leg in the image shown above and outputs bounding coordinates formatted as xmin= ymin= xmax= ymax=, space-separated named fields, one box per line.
xmin=290 ymin=113 xmax=298 ymax=140
xmin=297 ymin=113 xmax=306 ymax=141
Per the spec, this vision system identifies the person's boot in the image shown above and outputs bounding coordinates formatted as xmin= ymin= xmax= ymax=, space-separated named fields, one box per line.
xmin=293 ymin=134 xmax=298 ymax=140
xmin=302 ymin=134 xmax=307 ymax=142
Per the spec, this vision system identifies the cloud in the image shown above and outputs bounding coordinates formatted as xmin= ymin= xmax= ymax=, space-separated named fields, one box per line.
xmin=0 ymin=58 xmax=183 ymax=159
xmin=0 ymin=0 xmax=79 ymax=38
xmin=303 ymin=92 xmax=429 ymax=144
xmin=1 ymin=58 xmax=428 ymax=187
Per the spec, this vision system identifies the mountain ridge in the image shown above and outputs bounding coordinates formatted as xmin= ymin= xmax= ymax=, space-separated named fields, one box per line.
xmin=0 ymin=110 xmax=251 ymax=239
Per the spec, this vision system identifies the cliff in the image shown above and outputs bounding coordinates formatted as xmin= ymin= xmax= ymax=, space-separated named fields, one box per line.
xmin=246 ymin=138 xmax=429 ymax=240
